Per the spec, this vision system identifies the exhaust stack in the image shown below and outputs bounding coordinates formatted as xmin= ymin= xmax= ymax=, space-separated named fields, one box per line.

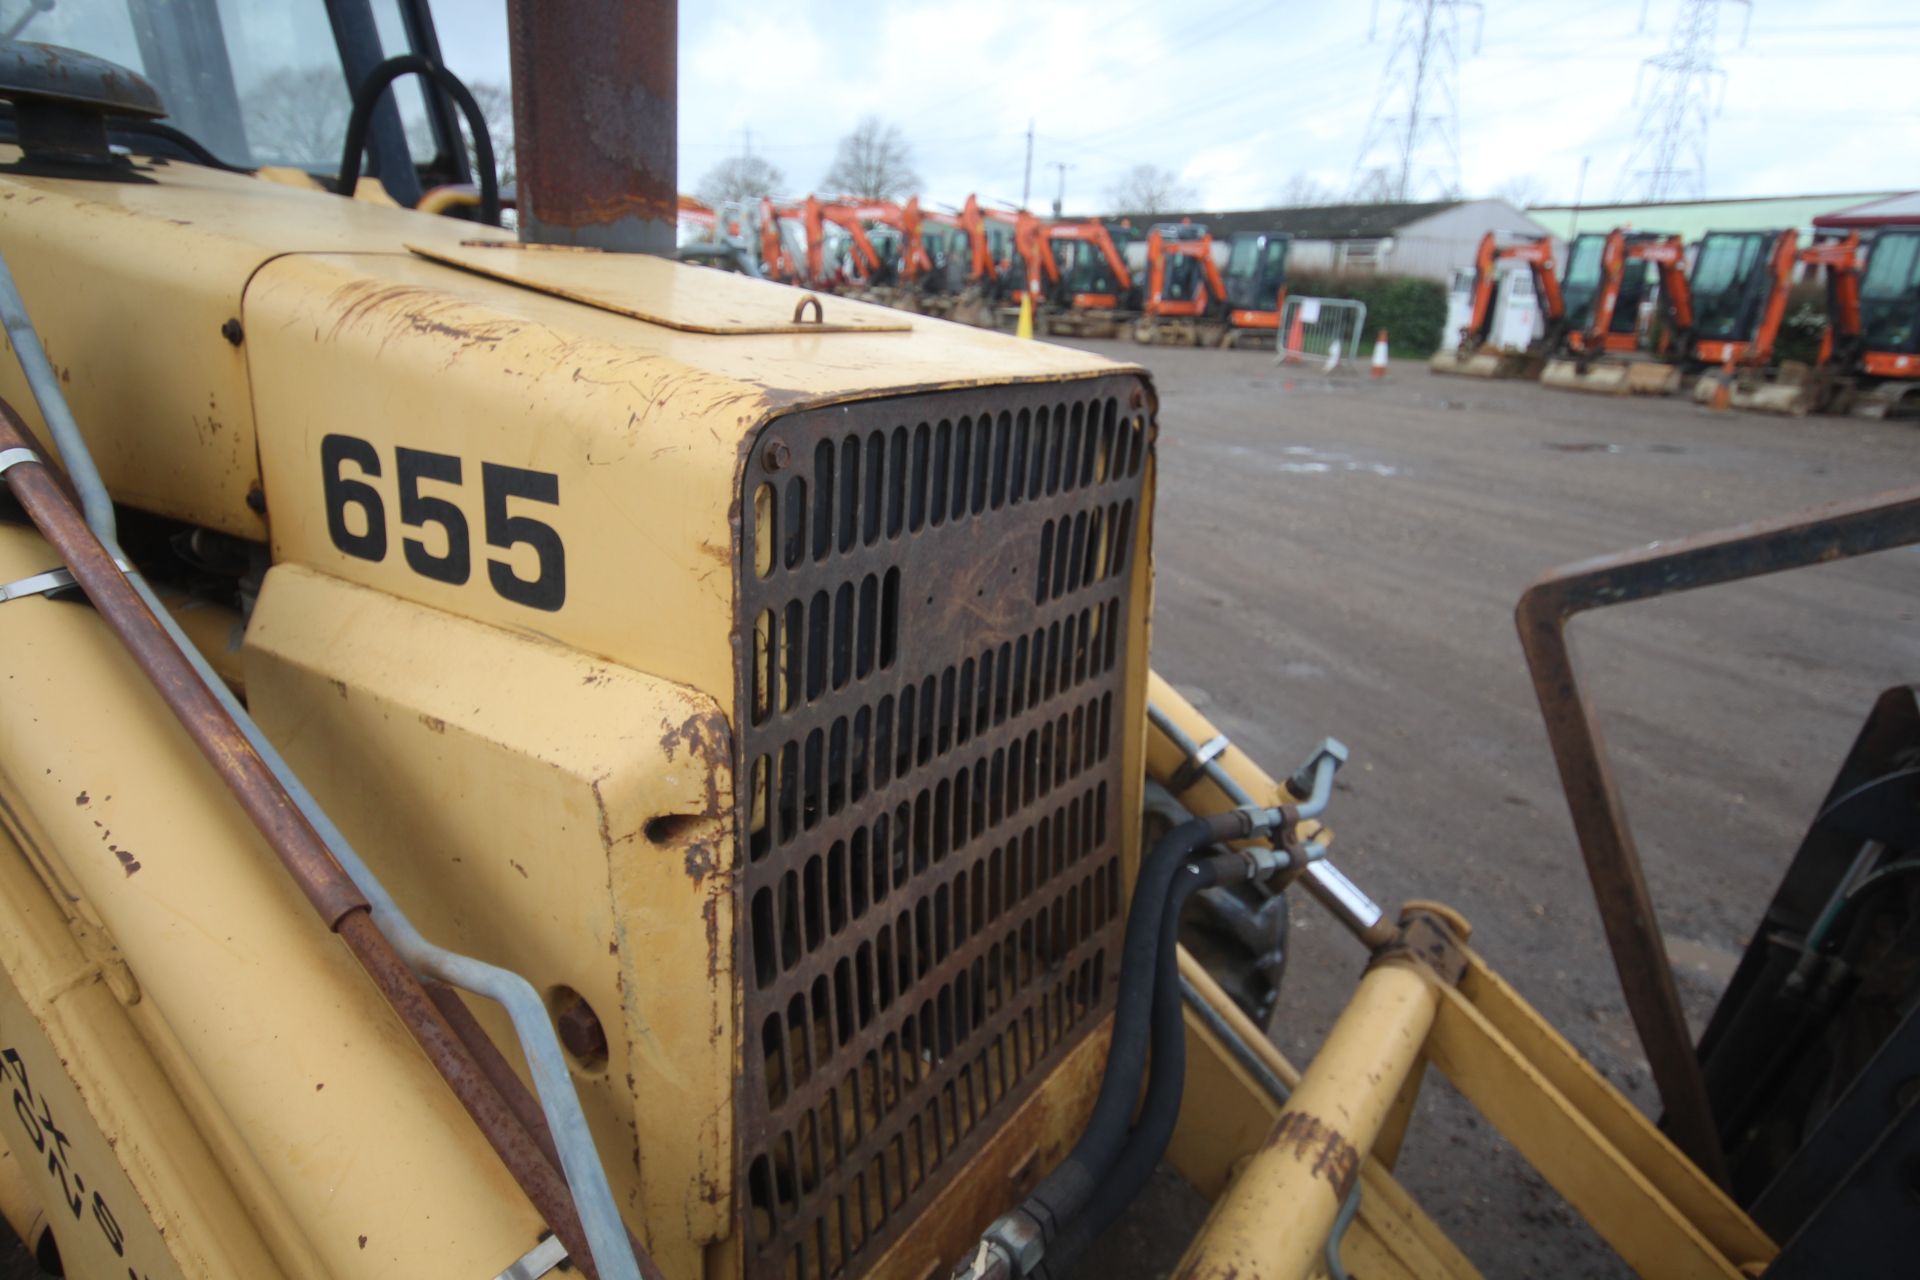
xmin=507 ymin=0 xmax=677 ymax=255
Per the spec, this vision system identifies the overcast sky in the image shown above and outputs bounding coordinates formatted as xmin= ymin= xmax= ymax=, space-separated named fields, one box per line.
xmin=427 ymin=0 xmax=1919 ymax=215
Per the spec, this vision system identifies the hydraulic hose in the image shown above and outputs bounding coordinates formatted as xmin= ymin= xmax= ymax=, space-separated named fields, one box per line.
xmin=1039 ymin=853 xmax=1235 ymax=1279
xmin=1018 ymin=811 xmax=1258 ymax=1239
xmin=0 ymin=254 xmax=640 ymax=1280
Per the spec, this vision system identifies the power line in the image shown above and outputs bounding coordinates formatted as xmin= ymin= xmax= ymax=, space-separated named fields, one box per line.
xmin=1617 ymin=0 xmax=1752 ymax=201
xmin=1351 ymin=0 xmax=1483 ymax=202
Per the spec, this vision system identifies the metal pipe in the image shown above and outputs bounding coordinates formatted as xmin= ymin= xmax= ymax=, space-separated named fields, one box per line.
xmin=1179 ymin=973 xmax=1292 ymax=1105
xmin=0 ymin=408 xmax=597 ymax=1275
xmin=1169 ymin=961 xmax=1439 ymax=1280
xmin=1147 ymin=684 xmax=1388 ymax=943
xmin=0 ymin=255 xmax=641 ymax=1280
xmin=506 ymin=0 xmax=676 ymax=253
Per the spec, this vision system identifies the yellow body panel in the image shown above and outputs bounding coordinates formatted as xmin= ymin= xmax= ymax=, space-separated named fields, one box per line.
xmin=0 ymin=150 xmax=1154 ymax=1278
xmin=243 ymin=564 xmax=738 ymax=1270
xmin=0 ymin=525 xmax=543 ymax=1276
xmin=0 ymin=144 xmax=509 ymax=538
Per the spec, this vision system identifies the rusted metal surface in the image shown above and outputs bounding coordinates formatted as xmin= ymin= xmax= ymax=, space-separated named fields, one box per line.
xmin=428 ymin=982 xmax=566 ymax=1174
xmin=0 ymin=402 xmax=622 ymax=1280
xmin=1514 ymin=483 xmax=1920 ymax=1189
xmin=735 ymin=376 xmax=1153 ymax=1280
xmin=506 ymin=0 xmax=676 ymax=254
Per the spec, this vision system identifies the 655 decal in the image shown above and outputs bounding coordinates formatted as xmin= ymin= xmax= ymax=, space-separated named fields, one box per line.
xmin=319 ymin=434 xmax=567 ymax=612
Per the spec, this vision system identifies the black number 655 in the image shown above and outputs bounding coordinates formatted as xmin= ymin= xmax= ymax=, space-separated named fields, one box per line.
xmin=320 ymin=434 xmax=567 ymax=612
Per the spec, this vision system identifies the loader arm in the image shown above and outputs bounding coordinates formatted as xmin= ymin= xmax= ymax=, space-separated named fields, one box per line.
xmin=1743 ymin=229 xmax=1803 ymax=368
xmin=1641 ymin=236 xmax=1695 ymax=350
xmin=1569 ymin=229 xmax=1629 ymax=356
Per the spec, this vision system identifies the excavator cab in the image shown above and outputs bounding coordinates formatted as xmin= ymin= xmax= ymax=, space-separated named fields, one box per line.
xmin=1690 ymin=229 xmax=1793 ymax=361
xmin=1843 ymin=227 xmax=1920 ymax=416
xmin=1859 ymin=228 xmax=1920 ymax=366
xmin=1561 ymin=230 xmax=1660 ymax=351
xmin=1222 ymin=231 xmax=1289 ymax=319
xmin=1154 ymin=223 xmax=1212 ymax=306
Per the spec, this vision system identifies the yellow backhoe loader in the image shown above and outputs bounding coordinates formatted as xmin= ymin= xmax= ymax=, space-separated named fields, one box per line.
xmin=0 ymin=6 xmax=1911 ymax=1280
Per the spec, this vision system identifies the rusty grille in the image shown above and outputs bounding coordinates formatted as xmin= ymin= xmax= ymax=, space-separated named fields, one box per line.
xmin=735 ymin=376 xmax=1152 ymax=1280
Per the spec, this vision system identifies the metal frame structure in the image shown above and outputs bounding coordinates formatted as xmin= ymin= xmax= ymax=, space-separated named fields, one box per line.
xmin=1515 ymin=485 xmax=1920 ymax=1186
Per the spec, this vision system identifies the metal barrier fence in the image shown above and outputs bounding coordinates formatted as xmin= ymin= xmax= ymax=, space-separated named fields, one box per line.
xmin=1275 ymin=296 xmax=1368 ymax=370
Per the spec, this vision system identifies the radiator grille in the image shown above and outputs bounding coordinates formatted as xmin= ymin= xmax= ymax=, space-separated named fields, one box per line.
xmin=735 ymin=376 xmax=1152 ymax=1280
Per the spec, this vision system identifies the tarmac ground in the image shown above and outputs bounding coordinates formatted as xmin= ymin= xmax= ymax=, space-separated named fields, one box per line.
xmin=1066 ymin=337 xmax=1920 ymax=1279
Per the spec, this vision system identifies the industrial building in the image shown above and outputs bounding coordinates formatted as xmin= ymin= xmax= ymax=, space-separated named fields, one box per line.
xmin=1138 ymin=198 xmax=1549 ymax=281
xmin=1527 ymin=192 xmax=1907 ymax=247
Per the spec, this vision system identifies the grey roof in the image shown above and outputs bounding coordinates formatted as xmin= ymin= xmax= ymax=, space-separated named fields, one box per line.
xmin=1115 ymin=200 xmax=1463 ymax=240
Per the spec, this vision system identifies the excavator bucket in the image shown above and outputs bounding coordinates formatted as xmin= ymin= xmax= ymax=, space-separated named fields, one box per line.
xmin=1541 ymin=357 xmax=1682 ymax=396
xmin=1691 ymin=362 xmax=1819 ymax=415
xmin=1428 ymin=347 xmax=1543 ymax=378
xmin=1851 ymin=381 xmax=1920 ymax=418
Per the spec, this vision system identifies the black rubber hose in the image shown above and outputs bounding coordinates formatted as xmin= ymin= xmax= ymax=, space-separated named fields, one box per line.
xmin=1039 ymin=854 xmax=1231 ymax=1279
xmin=336 ymin=54 xmax=500 ymax=226
xmin=1019 ymin=812 xmax=1253 ymax=1238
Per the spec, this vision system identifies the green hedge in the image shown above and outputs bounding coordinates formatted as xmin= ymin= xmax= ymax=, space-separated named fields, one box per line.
xmin=1288 ymin=273 xmax=1449 ymax=358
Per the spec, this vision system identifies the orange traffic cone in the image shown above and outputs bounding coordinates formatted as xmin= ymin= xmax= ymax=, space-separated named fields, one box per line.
xmin=1281 ymin=312 xmax=1306 ymax=364
xmin=1370 ymin=329 xmax=1390 ymax=378
xmin=1708 ymin=353 xmax=1735 ymax=411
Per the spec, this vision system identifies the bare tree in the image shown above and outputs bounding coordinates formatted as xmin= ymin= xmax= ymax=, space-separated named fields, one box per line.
xmin=240 ymin=66 xmax=351 ymax=166
xmin=467 ymin=81 xmax=516 ymax=189
xmin=1279 ymin=173 xmax=1339 ymax=207
xmin=822 ymin=117 xmax=920 ymax=202
xmin=1104 ymin=165 xmax=1195 ymax=216
xmin=698 ymin=153 xmax=787 ymax=207
xmin=1493 ymin=174 xmax=1547 ymax=209
xmin=406 ymin=79 xmax=517 ymax=189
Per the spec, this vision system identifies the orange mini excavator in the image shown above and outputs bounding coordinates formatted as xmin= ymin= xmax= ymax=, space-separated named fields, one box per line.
xmin=914 ymin=195 xmax=997 ymax=322
xmin=1688 ymin=227 xmax=1800 ymax=404
xmin=800 ymin=196 xmax=885 ymax=292
xmin=1724 ymin=227 xmax=1920 ymax=417
xmin=1843 ymin=225 xmax=1920 ymax=416
xmin=1429 ymin=230 xmax=1567 ymax=377
xmin=1131 ymin=222 xmax=1288 ymax=347
xmin=1543 ymin=229 xmax=1696 ymax=395
xmin=756 ymin=196 xmax=805 ymax=285
xmin=1038 ymin=219 xmax=1138 ymax=339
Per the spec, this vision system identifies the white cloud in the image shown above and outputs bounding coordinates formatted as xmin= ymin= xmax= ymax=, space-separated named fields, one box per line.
xmin=418 ymin=0 xmax=1919 ymax=213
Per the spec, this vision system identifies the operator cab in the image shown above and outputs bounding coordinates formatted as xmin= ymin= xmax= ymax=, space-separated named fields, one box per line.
xmin=1560 ymin=231 xmax=1660 ymax=339
xmin=1860 ymin=227 xmax=1920 ymax=358
xmin=1690 ymin=229 xmax=1783 ymax=345
xmin=1152 ymin=221 xmax=1211 ymax=305
xmin=1223 ymin=231 xmax=1288 ymax=313
xmin=0 ymin=0 xmax=496 ymax=220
